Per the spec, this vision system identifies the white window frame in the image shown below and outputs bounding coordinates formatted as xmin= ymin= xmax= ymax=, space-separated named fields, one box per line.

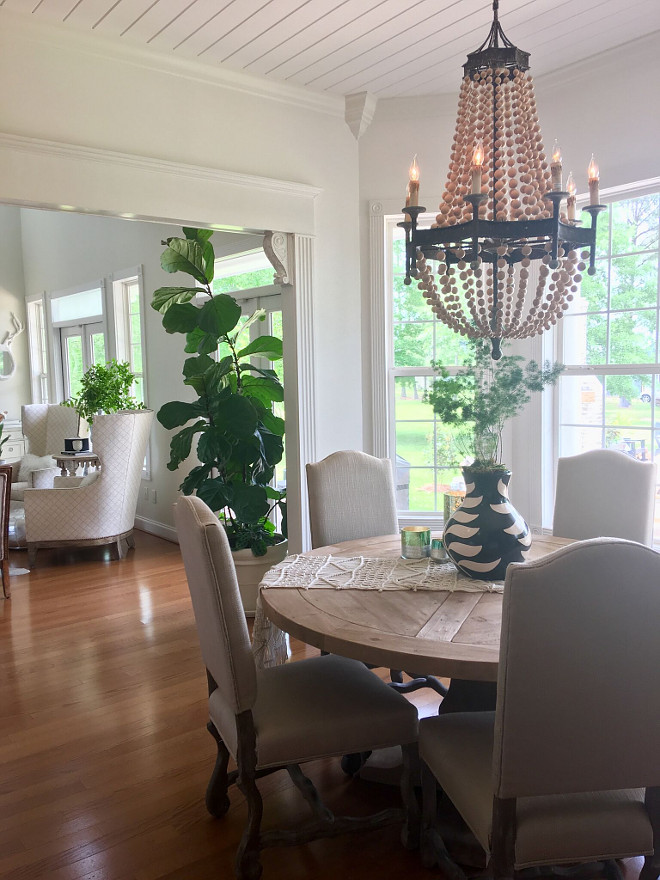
xmin=544 ymin=177 xmax=660 ymax=529
xmin=25 ymin=293 xmax=49 ymax=404
xmin=112 ymin=266 xmax=150 ymax=479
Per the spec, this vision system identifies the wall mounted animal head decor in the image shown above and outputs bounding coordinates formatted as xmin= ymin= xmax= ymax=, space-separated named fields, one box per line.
xmin=0 ymin=313 xmax=24 ymax=380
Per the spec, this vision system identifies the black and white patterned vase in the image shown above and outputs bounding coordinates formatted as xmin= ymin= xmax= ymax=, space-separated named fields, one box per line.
xmin=442 ymin=468 xmax=531 ymax=580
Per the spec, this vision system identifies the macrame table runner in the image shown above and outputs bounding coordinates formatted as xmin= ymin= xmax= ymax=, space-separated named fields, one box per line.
xmin=252 ymin=554 xmax=503 ymax=669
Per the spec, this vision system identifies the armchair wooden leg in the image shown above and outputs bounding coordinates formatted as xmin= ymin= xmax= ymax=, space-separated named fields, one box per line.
xmin=27 ymin=544 xmax=38 ymax=568
xmin=1 ymin=558 xmax=10 ymax=598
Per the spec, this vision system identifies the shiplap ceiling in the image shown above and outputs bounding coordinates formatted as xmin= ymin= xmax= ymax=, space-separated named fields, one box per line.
xmin=2 ymin=0 xmax=660 ymax=97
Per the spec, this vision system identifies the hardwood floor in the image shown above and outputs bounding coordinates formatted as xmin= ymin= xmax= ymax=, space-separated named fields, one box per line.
xmin=0 ymin=532 xmax=645 ymax=880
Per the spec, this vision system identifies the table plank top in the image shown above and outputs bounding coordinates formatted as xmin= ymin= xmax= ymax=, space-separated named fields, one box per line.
xmin=259 ymin=534 xmax=572 ymax=682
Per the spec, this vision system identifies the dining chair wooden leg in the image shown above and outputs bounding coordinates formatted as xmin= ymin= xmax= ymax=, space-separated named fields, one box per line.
xmin=400 ymin=742 xmax=420 ymax=850
xmin=235 ymin=713 xmax=263 ymax=880
xmin=419 ymin=759 xmax=466 ymax=879
xmin=205 ymin=720 xmax=235 ymax=818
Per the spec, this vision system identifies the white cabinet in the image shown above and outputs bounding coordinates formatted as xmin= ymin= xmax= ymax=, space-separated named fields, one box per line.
xmin=0 ymin=419 xmax=25 ymax=463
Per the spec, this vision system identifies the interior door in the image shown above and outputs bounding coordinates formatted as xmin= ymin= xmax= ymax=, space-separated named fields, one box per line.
xmin=61 ymin=321 xmax=106 ymax=400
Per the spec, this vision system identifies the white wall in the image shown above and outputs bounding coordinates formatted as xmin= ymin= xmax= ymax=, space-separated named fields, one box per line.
xmin=0 ymin=11 xmax=365 ymax=540
xmin=0 ymin=205 xmax=30 ymax=420
xmin=359 ymin=33 xmax=660 ymax=527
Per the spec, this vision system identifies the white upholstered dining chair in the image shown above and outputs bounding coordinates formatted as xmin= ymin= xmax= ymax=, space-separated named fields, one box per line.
xmin=174 ymin=495 xmax=419 ymax=880
xmin=305 ymin=449 xmax=398 ymax=548
xmin=418 ymin=538 xmax=660 ymax=880
xmin=553 ymin=448 xmax=657 ymax=545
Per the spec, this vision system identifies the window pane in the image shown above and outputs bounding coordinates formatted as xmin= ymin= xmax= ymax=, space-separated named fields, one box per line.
xmin=559 ymin=424 xmax=603 ymax=457
xmin=66 ymin=336 xmax=84 ymax=398
xmin=393 ymin=321 xmax=433 ymax=367
xmin=559 ymin=374 xmax=603 ymax=427
xmin=91 ymin=332 xmax=105 ymax=365
xmin=611 ymin=194 xmax=659 ymax=254
xmin=595 ymin=205 xmax=610 ymax=258
xmin=434 ymin=322 xmax=470 ymax=366
xmin=393 ymin=276 xmax=429 ymax=323
xmin=579 ymin=262 xmax=608 ymax=312
xmin=130 ymin=313 xmax=142 ymax=345
xmin=131 ymin=344 xmax=143 ymax=374
xmin=609 ymin=310 xmax=656 ymax=364
xmin=394 ymin=377 xmax=435 ymax=421
xmin=605 ymin=375 xmax=652 ymax=426
xmin=406 ymin=468 xmax=437 ymax=512
xmin=610 ymin=254 xmax=658 ymax=310
xmin=562 ymin=314 xmax=607 ymax=365
xmin=52 ymin=288 xmax=103 ymax=322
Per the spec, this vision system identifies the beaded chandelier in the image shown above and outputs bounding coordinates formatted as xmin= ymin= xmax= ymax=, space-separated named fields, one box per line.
xmin=401 ymin=0 xmax=604 ymax=359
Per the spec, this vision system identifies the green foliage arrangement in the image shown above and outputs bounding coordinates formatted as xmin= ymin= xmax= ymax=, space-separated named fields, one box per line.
xmin=62 ymin=360 xmax=143 ymax=427
xmin=426 ymin=339 xmax=563 ymax=471
xmin=0 ymin=413 xmax=9 ymax=458
xmin=151 ymin=227 xmax=286 ymax=557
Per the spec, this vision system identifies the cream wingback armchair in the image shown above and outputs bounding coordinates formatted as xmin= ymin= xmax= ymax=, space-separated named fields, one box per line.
xmin=23 ymin=409 xmax=153 ymax=567
xmin=11 ymin=404 xmax=87 ymax=501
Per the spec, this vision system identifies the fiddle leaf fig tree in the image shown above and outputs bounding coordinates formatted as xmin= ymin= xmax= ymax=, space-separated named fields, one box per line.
xmin=152 ymin=227 xmax=286 ymax=557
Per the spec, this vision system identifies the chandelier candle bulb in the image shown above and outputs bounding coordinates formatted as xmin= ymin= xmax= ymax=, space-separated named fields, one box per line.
xmin=408 ymin=154 xmax=420 ymax=206
xmin=550 ymin=140 xmax=562 ymax=191
xmin=471 ymin=141 xmax=484 ymax=194
xmin=588 ymin=154 xmax=600 ymax=205
xmin=566 ymin=171 xmax=576 ymax=221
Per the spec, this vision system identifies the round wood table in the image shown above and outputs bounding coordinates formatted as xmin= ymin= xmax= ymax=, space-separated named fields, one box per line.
xmin=260 ymin=533 xmax=572 ymax=712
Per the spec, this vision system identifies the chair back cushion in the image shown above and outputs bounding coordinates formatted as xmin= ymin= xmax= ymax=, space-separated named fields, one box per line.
xmin=89 ymin=410 xmax=153 ymax=535
xmin=306 ymin=450 xmax=398 ymax=548
xmin=494 ymin=538 xmax=660 ymax=798
xmin=174 ymin=495 xmax=257 ymax=716
xmin=553 ymin=449 xmax=656 ymax=544
xmin=22 ymin=404 xmax=86 ymax=456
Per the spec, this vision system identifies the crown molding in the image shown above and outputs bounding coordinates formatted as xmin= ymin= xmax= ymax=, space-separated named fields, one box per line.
xmin=345 ymin=92 xmax=378 ymax=140
xmin=0 ymin=133 xmax=322 ymax=201
xmin=0 ymin=8 xmax=344 ymax=119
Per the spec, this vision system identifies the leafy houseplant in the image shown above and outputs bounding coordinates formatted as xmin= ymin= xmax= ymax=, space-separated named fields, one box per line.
xmin=62 ymin=360 xmax=144 ymax=429
xmin=151 ymin=227 xmax=286 ymax=558
xmin=426 ymin=338 xmax=564 ymax=473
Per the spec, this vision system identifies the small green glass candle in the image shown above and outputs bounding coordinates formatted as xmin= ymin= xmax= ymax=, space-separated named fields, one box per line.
xmin=400 ymin=525 xmax=431 ymax=559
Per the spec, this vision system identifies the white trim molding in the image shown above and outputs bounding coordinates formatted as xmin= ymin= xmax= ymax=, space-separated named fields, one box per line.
xmin=0 ymin=8 xmax=345 ymax=119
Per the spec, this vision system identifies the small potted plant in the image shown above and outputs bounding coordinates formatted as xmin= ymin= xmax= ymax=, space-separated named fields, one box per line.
xmin=426 ymin=339 xmax=563 ymax=579
xmin=61 ymin=360 xmax=144 ymax=450
xmin=151 ymin=228 xmax=286 ymax=613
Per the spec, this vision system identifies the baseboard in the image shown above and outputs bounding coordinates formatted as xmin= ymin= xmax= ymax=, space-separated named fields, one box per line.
xmin=134 ymin=515 xmax=178 ymax=543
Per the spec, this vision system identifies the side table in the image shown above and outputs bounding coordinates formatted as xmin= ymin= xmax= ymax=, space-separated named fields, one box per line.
xmin=52 ymin=452 xmax=101 ymax=478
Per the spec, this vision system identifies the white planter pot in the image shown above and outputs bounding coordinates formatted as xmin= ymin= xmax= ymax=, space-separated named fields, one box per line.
xmin=232 ymin=540 xmax=288 ymax=617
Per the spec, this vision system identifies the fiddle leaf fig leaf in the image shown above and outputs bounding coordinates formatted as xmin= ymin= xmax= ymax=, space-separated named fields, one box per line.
xmin=212 ymin=395 xmax=258 ymax=439
xmin=184 ymin=326 xmax=220 ymax=355
xmin=237 ymin=335 xmax=283 ymax=361
xmin=228 ymin=482 xmax=270 ymax=524
xmin=182 ymin=227 xmax=214 ymax=244
xmin=240 ymin=376 xmax=284 ymax=405
xmin=157 ymin=400 xmax=207 ymax=430
xmin=162 ymin=302 xmax=200 ymax=334
xmin=196 ymin=478 xmax=230 ymax=514
xmin=151 ymin=287 xmax=200 ymax=314
xmin=161 ymin=238 xmax=208 ymax=285
xmin=197 ymin=427 xmax=232 ymax=466
xmin=166 ymin=420 xmax=206 ymax=470
xmin=198 ymin=295 xmax=241 ymax=338
xmin=182 ymin=354 xmax=215 ymax=379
